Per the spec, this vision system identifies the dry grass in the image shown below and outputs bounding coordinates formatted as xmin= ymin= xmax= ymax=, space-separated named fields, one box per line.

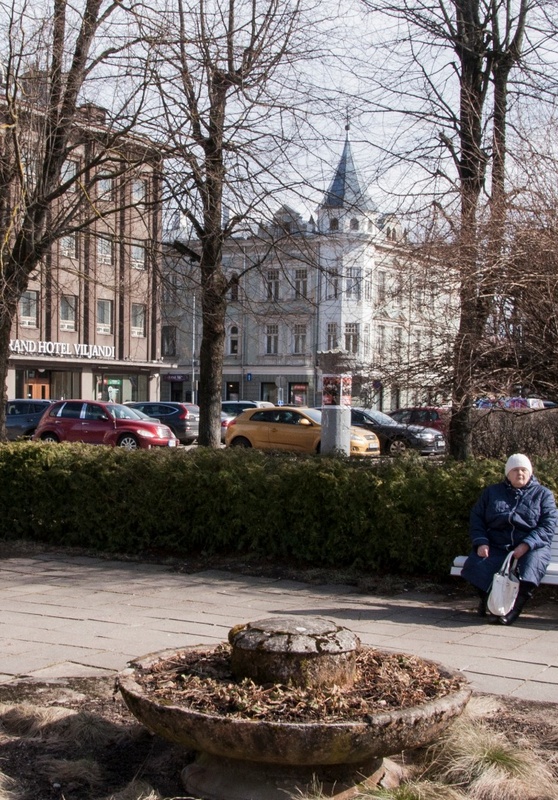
xmin=99 ymin=782 xmax=162 ymax=800
xmin=360 ymin=782 xmax=467 ymax=799
xmin=421 ymin=716 xmax=556 ymax=800
xmin=0 ymin=771 xmax=21 ymax=800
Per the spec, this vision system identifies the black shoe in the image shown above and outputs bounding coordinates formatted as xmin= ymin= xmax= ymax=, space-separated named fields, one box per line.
xmin=496 ymin=609 xmax=521 ymax=625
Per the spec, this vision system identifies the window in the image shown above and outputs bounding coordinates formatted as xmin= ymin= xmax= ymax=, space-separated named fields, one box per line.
xmin=229 ymin=325 xmax=239 ymax=355
xmin=392 ymin=327 xmax=403 ymax=358
xmin=161 ymin=325 xmax=176 ymax=356
xmin=329 ymin=217 xmax=339 ymax=231
xmin=162 ymin=272 xmax=179 ymax=303
xmin=326 ymin=270 xmax=339 ymax=300
xmin=350 ymin=218 xmax=359 ymax=231
xmin=61 ymin=159 xmax=78 ymax=189
xmin=60 ymin=295 xmax=77 ymax=331
xmin=327 ymin=322 xmax=338 ymax=350
xmin=98 ymin=175 xmax=114 ymax=200
xmin=131 ymin=303 xmax=146 ymax=337
xmin=294 ymin=269 xmax=307 ymax=299
xmin=363 ymin=323 xmax=371 ymax=355
xmin=413 ymin=328 xmax=422 ymax=358
xmin=131 ymin=241 xmax=146 ymax=270
xmin=132 ymin=178 xmax=146 ymax=204
xmin=19 ymin=290 xmax=39 ymax=327
xmin=377 ymin=272 xmax=386 ymax=303
xmin=229 ymin=273 xmax=239 ymax=301
xmin=345 ymin=322 xmax=359 ymax=354
xmin=377 ymin=324 xmax=386 ymax=355
xmin=266 ymin=323 xmax=279 ymax=355
xmin=97 ymin=235 xmax=113 ymax=265
xmin=96 ymin=299 xmax=113 ymax=334
xmin=364 ymin=271 xmax=373 ymax=301
xmin=293 ymin=324 xmax=307 ymax=354
xmin=60 ymin=233 xmax=77 ymax=258
xmin=346 ymin=268 xmax=361 ymax=300
xmin=266 ymin=269 xmax=279 ymax=301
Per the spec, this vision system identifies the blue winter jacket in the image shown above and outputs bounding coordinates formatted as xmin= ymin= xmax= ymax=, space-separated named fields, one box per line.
xmin=462 ymin=476 xmax=558 ymax=591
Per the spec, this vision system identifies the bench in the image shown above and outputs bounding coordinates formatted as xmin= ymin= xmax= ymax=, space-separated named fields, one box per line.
xmin=451 ymin=531 xmax=558 ymax=585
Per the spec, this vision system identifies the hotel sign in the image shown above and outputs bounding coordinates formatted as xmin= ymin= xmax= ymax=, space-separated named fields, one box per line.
xmin=9 ymin=339 xmax=115 ymax=360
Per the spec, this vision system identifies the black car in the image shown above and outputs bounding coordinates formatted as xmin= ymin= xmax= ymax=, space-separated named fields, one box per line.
xmin=349 ymin=407 xmax=446 ymax=455
xmin=6 ymin=399 xmax=53 ymax=440
xmin=126 ymin=402 xmax=199 ymax=444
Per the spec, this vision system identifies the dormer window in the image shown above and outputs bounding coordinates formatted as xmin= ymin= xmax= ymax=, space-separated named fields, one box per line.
xmin=329 ymin=217 xmax=339 ymax=232
xmin=350 ymin=218 xmax=359 ymax=231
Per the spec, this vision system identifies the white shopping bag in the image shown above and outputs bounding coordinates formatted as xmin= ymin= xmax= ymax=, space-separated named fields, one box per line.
xmin=487 ymin=552 xmax=520 ymax=616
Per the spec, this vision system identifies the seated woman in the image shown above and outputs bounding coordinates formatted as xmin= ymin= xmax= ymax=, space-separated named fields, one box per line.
xmin=462 ymin=454 xmax=558 ymax=625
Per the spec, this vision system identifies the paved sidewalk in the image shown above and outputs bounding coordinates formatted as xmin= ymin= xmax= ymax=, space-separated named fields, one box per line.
xmin=0 ymin=552 xmax=557 ymax=702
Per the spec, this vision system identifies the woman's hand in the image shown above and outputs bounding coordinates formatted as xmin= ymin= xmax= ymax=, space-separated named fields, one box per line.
xmin=513 ymin=542 xmax=530 ymax=559
xmin=477 ymin=545 xmax=489 ymax=558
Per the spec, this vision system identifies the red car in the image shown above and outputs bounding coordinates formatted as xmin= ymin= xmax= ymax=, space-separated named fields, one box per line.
xmin=33 ymin=400 xmax=178 ymax=450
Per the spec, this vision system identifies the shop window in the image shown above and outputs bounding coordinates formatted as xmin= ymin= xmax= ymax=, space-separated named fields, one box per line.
xmin=19 ymin=290 xmax=39 ymax=328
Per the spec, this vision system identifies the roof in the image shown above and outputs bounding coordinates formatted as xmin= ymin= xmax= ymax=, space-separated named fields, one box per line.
xmin=322 ymin=135 xmax=377 ymax=212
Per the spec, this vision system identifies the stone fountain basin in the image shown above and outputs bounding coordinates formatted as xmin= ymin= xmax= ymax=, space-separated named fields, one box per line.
xmin=117 ymin=646 xmax=471 ymax=766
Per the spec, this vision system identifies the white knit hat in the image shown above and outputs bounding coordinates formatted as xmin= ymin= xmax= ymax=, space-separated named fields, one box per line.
xmin=505 ymin=453 xmax=532 ymax=477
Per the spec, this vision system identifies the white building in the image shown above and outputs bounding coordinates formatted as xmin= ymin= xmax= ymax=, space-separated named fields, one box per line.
xmin=161 ymin=136 xmax=455 ymax=410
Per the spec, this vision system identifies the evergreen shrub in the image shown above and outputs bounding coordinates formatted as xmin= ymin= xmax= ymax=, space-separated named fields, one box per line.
xmin=1 ymin=442 xmax=557 ymax=578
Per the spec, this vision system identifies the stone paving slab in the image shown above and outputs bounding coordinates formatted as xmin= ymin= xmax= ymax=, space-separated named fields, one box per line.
xmin=0 ymin=553 xmax=556 ymax=702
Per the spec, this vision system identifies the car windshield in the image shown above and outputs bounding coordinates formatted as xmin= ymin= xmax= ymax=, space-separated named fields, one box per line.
xmin=109 ymin=404 xmax=147 ymax=420
xmin=360 ymin=409 xmax=398 ymax=425
xmin=302 ymin=408 xmax=322 ymax=424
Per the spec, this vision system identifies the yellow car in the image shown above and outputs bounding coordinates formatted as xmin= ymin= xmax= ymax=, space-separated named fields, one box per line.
xmin=224 ymin=406 xmax=380 ymax=456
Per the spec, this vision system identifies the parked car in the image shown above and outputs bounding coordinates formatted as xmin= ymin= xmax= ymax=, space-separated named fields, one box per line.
xmin=33 ymin=401 xmax=178 ymax=449
xmin=126 ymin=402 xmax=199 ymax=444
xmin=474 ymin=397 xmax=545 ymax=410
xmin=350 ymin=407 xmax=446 ymax=456
xmin=5 ymin=399 xmax=53 ymax=440
xmin=388 ymin=406 xmax=450 ymax=435
xmin=225 ymin=406 xmax=380 ymax=456
xmin=220 ymin=411 xmax=236 ymax=443
xmin=221 ymin=400 xmax=274 ymax=417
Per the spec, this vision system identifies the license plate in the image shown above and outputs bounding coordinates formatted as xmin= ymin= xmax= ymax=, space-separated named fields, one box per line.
xmin=168 ymin=439 xmax=177 ymax=447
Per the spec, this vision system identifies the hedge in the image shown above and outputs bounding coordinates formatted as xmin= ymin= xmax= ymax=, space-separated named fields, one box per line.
xmin=2 ymin=442 xmax=558 ymax=579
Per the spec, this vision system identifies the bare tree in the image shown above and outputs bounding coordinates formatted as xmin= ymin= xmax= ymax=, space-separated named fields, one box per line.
xmin=360 ymin=0 xmax=558 ymax=457
xmin=0 ymin=0 xmax=151 ymax=438
xmin=135 ymin=0 xmax=332 ymax=446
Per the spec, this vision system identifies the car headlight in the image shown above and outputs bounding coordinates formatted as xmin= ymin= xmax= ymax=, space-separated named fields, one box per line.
xmin=136 ymin=428 xmax=157 ymax=438
xmin=416 ymin=432 xmax=435 ymax=442
xmin=351 ymin=434 xmax=367 ymax=443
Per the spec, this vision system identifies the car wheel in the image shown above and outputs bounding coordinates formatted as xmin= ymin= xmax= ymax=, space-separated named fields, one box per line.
xmin=388 ymin=438 xmax=408 ymax=455
xmin=118 ymin=434 xmax=139 ymax=450
xmin=41 ymin=433 xmax=59 ymax=443
xmin=230 ymin=437 xmax=252 ymax=448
